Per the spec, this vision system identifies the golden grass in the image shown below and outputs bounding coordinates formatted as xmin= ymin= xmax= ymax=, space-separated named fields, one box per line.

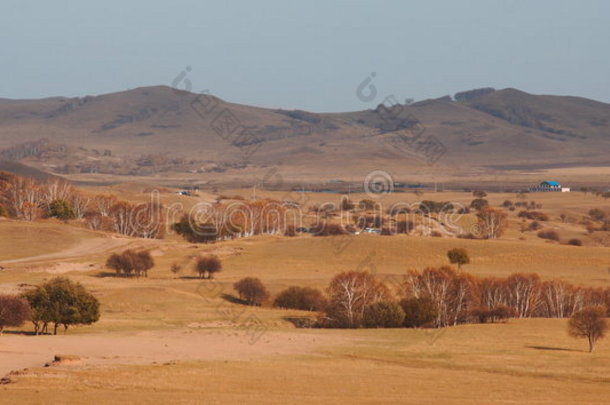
xmin=1 ymin=191 xmax=610 ymax=403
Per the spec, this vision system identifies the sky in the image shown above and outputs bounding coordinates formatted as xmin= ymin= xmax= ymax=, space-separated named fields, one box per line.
xmin=2 ymin=0 xmax=610 ymax=112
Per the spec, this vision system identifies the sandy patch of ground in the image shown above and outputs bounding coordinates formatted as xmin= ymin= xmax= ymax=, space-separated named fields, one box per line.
xmin=0 ymin=328 xmax=343 ymax=378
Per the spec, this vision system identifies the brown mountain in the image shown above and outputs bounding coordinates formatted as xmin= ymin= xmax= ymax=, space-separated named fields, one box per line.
xmin=0 ymin=86 xmax=608 ymax=182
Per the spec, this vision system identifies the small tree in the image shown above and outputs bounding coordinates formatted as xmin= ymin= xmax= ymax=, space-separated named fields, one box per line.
xmin=568 ymin=305 xmax=608 ymax=352
xmin=447 ymin=248 xmax=470 ymax=270
xmin=195 ymin=255 xmax=222 ymax=279
xmin=363 ymin=301 xmax=405 ymax=328
xmin=0 ymin=295 xmax=31 ymax=334
xmin=473 ymin=190 xmax=487 ymax=199
xmin=234 ymin=277 xmax=269 ymax=306
xmin=23 ymin=277 xmax=100 ymax=335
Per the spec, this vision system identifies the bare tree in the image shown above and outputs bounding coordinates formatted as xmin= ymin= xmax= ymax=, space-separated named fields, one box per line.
xmin=568 ymin=305 xmax=609 ymax=352
xmin=326 ymin=271 xmax=390 ymax=328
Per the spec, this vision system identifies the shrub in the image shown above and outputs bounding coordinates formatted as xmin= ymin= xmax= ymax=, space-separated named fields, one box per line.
xmin=537 ymin=229 xmax=560 ymax=241
xmin=106 ymin=250 xmax=154 ymax=277
xmin=518 ymin=211 xmax=549 ymax=221
xmin=567 ymin=238 xmax=583 ymax=246
xmin=340 ymin=197 xmax=354 ymax=211
xmin=0 ymin=205 xmax=7 ymax=217
xmin=23 ymin=277 xmax=100 ymax=335
xmin=195 ymin=254 xmax=222 ymax=279
xmin=47 ymin=199 xmax=76 ymax=221
xmin=0 ymin=295 xmax=31 ymax=334
xmin=470 ymin=198 xmax=489 ymax=211
xmin=490 ymin=304 xmax=514 ymax=322
xmin=172 ymin=214 xmax=217 ymax=243
xmin=359 ymin=199 xmax=377 ymax=211
xmin=400 ymin=297 xmax=438 ymax=327
xmin=273 ymin=286 xmax=327 ymax=311
xmin=470 ymin=304 xmax=513 ymax=323
xmin=589 ymin=208 xmax=606 ymax=222
xmin=395 ymin=220 xmax=414 ymax=234
xmin=234 ymin=277 xmax=269 ymax=306
xmin=284 ymin=225 xmax=297 ymax=237
xmin=528 ymin=221 xmax=543 ymax=231
xmin=380 ymin=227 xmax=394 ymax=236
xmin=362 ymin=301 xmax=405 ymax=328
xmin=310 ymin=222 xmax=349 ymax=236
xmin=170 ymin=263 xmax=182 ymax=275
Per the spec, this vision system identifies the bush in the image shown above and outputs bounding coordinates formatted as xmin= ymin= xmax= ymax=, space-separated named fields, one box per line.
xmin=23 ymin=277 xmax=100 ymax=335
xmin=395 ymin=220 xmax=414 ymax=234
xmin=48 ymin=200 xmax=76 ymax=221
xmin=537 ymin=229 xmax=560 ymax=241
xmin=470 ymin=305 xmax=513 ymax=323
xmin=273 ymin=286 xmax=327 ymax=311
xmin=589 ymin=208 xmax=606 ymax=222
xmin=518 ymin=211 xmax=549 ymax=221
xmin=0 ymin=205 xmax=7 ymax=217
xmin=400 ymin=297 xmax=438 ymax=327
xmin=172 ymin=214 xmax=217 ymax=243
xmin=528 ymin=221 xmax=543 ymax=231
xmin=380 ymin=227 xmax=394 ymax=236
xmin=363 ymin=301 xmax=405 ymax=328
xmin=284 ymin=225 xmax=297 ymax=237
xmin=567 ymin=238 xmax=583 ymax=246
xmin=234 ymin=277 xmax=269 ymax=306
xmin=106 ymin=250 xmax=154 ymax=277
xmin=340 ymin=197 xmax=354 ymax=211
xmin=310 ymin=222 xmax=349 ymax=236
xmin=0 ymin=295 xmax=31 ymax=334
xmin=195 ymin=254 xmax=222 ymax=279
xmin=359 ymin=199 xmax=377 ymax=211
xmin=470 ymin=198 xmax=489 ymax=211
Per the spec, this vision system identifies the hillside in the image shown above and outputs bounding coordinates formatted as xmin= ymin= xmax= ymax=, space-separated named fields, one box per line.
xmin=0 ymin=86 xmax=608 ymax=182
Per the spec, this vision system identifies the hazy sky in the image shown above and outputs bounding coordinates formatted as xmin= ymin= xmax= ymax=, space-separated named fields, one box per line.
xmin=2 ymin=0 xmax=610 ymax=111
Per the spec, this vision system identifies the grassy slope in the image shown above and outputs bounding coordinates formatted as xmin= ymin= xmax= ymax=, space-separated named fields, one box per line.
xmin=1 ymin=191 xmax=609 ymax=403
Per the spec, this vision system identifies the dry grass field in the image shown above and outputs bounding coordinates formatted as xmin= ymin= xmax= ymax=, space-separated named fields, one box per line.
xmin=1 ymin=189 xmax=609 ymax=404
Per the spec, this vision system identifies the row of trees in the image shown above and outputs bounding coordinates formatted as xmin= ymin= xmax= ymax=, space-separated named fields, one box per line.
xmin=0 ymin=278 xmax=100 ymax=335
xmin=173 ymin=199 xmax=290 ymax=243
xmin=0 ymin=172 xmax=165 ymax=238
xmin=236 ymin=268 xmax=609 ymax=332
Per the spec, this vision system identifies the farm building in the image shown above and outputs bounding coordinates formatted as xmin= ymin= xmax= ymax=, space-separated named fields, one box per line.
xmin=530 ymin=181 xmax=570 ymax=192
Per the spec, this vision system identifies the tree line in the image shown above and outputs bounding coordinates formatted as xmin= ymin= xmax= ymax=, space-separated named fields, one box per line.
xmin=0 ymin=171 xmax=164 ymax=238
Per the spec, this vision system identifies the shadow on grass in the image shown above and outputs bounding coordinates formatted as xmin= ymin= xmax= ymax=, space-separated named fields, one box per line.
xmin=221 ymin=293 xmax=250 ymax=306
xmin=1 ymin=330 xmax=41 ymax=336
xmin=526 ymin=345 xmax=580 ymax=352
xmin=283 ymin=316 xmax=318 ymax=328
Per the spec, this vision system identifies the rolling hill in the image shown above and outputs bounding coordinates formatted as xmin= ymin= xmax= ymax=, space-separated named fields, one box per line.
xmin=0 ymin=86 xmax=608 ymax=183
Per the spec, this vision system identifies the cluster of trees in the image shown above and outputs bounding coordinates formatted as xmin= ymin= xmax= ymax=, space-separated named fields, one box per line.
xmin=106 ymin=250 xmax=155 ymax=277
xmin=242 ymin=267 xmax=610 ymax=334
xmin=0 ymin=172 xmax=164 ymax=238
xmin=173 ymin=199 xmax=289 ymax=243
xmin=0 ymin=278 xmax=100 ymax=335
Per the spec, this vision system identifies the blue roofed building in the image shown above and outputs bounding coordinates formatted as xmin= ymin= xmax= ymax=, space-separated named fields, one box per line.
xmin=530 ymin=181 xmax=570 ymax=192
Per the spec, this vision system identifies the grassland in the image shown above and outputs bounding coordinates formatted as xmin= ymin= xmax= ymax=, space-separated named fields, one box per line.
xmin=1 ymin=190 xmax=609 ymax=403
